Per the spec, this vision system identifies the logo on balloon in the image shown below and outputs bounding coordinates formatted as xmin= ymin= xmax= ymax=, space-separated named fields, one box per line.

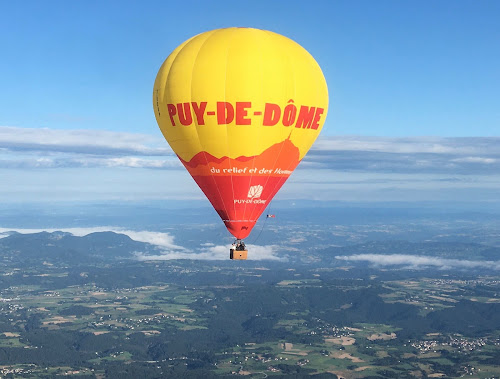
xmin=247 ymin=185 xmax=263 ymax=199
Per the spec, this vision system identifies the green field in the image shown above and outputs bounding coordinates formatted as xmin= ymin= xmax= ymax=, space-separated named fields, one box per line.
xmin=0 ymin=262 xmax=499 ymax=378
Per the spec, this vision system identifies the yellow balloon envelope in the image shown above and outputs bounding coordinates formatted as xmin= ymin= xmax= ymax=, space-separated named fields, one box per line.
xmin=154 ymin=27 xmax=328 ymax=239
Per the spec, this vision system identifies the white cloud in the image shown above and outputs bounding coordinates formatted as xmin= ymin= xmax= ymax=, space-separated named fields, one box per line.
xmin=103 ymin=157 xmax=181 ymax=168
xmin=0 ymin=227 xmax=281 ymax=261
xmin=135 ymin=244 xmax=282 ymax=261
xmin=0 ymin=126 xmax=181 ymax=170
xmin=116 ymin=230 xmax=186 ymax=250
xmin=313 ymin=136 xmax=500 ymax=155
xmin=451 ymin=157 xmax=497 ymax=164
xmin=304 ymin=136 xmax=500 ymax=176
xmin=0 ymin=126 xmax=172 ymax=156
xmin=335 ymin=254 xmax=500 ymax=270
xmin=0 ymin=156 xmax=182 ymax=169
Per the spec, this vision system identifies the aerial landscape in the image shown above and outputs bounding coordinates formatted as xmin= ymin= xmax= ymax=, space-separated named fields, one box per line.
xmin=0 ymin=203 xmax=499 ymax=378
xmin=1 ymin=1 xmax=499 ymax=378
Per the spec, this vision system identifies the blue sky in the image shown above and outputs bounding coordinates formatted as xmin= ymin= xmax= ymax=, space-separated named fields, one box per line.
xmin=0 ymin=1 xmax=499 ymax=206
xmin=1 ymin=0 xmax=499 ymax=136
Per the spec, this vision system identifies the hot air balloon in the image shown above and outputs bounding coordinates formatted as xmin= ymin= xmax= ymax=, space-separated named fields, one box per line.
xmin=153 ymin=27 xmax=328 ymax=259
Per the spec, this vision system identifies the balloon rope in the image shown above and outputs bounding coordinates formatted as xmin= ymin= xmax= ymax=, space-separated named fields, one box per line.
xmin=248 ymin=201 xmax=272 ymax=245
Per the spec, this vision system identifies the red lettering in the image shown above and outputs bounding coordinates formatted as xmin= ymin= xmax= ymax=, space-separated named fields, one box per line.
xmin=191 ymin=102 xmax=207 ymax=125
xmin=282 ymin=101 xmax=297 ymax=127
xmin=177 ymin=103 xmax=192 ymax=126
xmin=311 ymin=107 xmax=324 ymax=130
xmin=167 ymin=104 xmax=177 ymax=126
xmin=217 ymin=102 xmax=234 ymax=124
xmin=236 ymin=102 xmax=251 ymax=125
xmin=168 ymin=101 xmax=322 ymax=130
xmin=263 ymin=103 xmax=281 ymax=126
xmin=295 ymin=106 xmax=316 ymax=129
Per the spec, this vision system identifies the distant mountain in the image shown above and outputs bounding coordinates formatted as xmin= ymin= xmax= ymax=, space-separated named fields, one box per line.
xmin=1 ymin=232 xmax=499 ymax=269
xmin=0 ymin=231 xmax=156 ymax=264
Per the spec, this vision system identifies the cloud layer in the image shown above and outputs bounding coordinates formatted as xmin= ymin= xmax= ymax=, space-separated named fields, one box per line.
xmin=134 ymin=243 xmax=281 ymax=261
xmin=336 ymin=253 xmax=500 ymax=270
xmin=2 ymin=126 xmax=499 ymax=173
xmin=307 ymin=136 xmax=500 ymax=175
xmin=0 ymin=227 xmax=280 ymax=261
xmin=1 ymin=126 xmax=499 ymax=202
xmin=0 ymin=126 xmax=172 ymax=156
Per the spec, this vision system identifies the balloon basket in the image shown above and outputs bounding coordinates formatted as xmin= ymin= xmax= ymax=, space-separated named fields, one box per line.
xmin=230 ymin=249 xmax=248 ymax=260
